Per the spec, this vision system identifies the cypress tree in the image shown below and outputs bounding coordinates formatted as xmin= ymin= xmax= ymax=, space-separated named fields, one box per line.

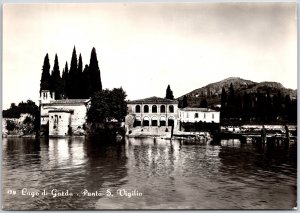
xmin=68 ymin=46 xmax=78 ymax=98
xmin=182 ymin=95 xmax=188 ymax=108
xmin=165 ymin=85 xmax=174 ymax=100
xmin=88 ymin=47 xmax=102 ymax=96
xmin=62 ymin=62 xmax=69 ymax=99
xmin=40 ymin=53 xmax=51 ymax=93
xmin=82 ymin=65 xmax=90 ymax=98
xmin=199 ymin=98 xmax=208 ymax=108
xmin=77 ymin=54 xmax=83 ymax=98
xmin=50 ymin=54 xmax=62 ymax=99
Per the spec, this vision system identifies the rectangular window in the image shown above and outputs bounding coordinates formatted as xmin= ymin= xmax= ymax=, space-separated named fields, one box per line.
xmin=204 ymin=113 xmax=206 ymax=119
xmin=212 ymin=114 xmax=214 ymax=119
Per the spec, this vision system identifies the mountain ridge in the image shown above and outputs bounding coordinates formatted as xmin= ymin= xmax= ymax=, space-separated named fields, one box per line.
xmin=177 ymin=77 xmax=296 ymax=107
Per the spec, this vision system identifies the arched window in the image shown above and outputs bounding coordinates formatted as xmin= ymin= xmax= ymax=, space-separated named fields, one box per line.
xmin=152 ymin=105 xmax=157 ymax=113
xmin=143 ymin=117 xmax=150 ymax=126
xmin=135 ymin=105 xmax=141 ymax=113
xmin=160 ymin=105 xmax=166 ymax=113
xmin=168 ymin=117 xmax=174 ymax=127
xmin=144 ymin=105 xmax=149 ymax=113
xmin=160 ymin=116 xmax=166 ymax=126
xmin=169 ymin=105 xmax=174 ymax=113
xmin=151 ymin=117 xmax=158 ymax=126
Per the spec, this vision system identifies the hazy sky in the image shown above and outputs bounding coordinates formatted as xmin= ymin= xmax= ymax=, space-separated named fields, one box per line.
xmin=3 ymin=3 xmax=297 ymax=109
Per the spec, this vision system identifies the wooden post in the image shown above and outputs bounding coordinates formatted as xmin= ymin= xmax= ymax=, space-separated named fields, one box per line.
xmin=285 ymin=125 xmax=290 ymax=142
xmin=261 ymin=125 xmax=266 ymax=143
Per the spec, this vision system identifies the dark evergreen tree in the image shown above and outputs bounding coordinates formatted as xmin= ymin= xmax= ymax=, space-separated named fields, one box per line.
xmin=50 ymin=54 xmax=63 ymax=99
xmin=88 ymin=47 xmax=102 ymax=96
xmin=199 ymin=98 xmax=208 ymax=108
xmin=68 ymin=46 xmax=78 ymax=98
xmin=40 ymin=53 xmax=51 ymax=93
xmin=182 ymin=95 xmax=188 ymax=108
xmin=228 ymin=83 xmax=235 ymax=107
xmin=242 ymin=92 xmax=250 ymax=121
xmin=76 ymin=54 xmax=83 ymax=98
xmin=165 ymin=85 xmax=174 ymax=100
xmin=82 ymin=65 xmax=91 ymax=98
xmin=62 ymin=62 xmax=69 ymax=98
xmin=221 ymin=87 xmax=227 ymax=117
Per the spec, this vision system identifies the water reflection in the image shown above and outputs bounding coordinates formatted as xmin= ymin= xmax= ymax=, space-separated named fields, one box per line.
xmin=2 ymin=137 xmax=297 ymax=210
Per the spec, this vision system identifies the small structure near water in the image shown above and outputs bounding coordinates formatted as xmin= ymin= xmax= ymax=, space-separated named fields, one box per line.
xmin=40 ymin=90 xmax=90 ymax=137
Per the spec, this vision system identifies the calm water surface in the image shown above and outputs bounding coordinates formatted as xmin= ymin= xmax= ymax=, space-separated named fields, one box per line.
xmin=2 ymin=137 xmax=297 ymax=210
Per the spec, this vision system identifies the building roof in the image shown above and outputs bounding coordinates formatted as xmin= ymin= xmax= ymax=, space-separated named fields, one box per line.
xmin=49 ymin=108 xmax=74 ymax=113
xmin=179 ymin=107 xmax=219 ymax=112
xmin=127 ymin=96 xmax=178 ymax=104
xmin=45 ymin=99 xmax=90 ymax=106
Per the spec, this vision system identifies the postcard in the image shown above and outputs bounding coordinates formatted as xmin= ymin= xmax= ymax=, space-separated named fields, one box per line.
xmin=2 ymin=2 xmax=297 ymax=210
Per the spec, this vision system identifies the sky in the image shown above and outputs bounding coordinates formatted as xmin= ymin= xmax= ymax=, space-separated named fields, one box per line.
xmin=2 ymin=3 xmax=297 ymax=110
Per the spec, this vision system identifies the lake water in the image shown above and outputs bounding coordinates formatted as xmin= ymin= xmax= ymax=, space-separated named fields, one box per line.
xmin=2 ymin=137 xmax=297 ymax=210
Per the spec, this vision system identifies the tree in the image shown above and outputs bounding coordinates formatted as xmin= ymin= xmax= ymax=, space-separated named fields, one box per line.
xmin=68 ymin=46 xmax=78 ymax=98
xmin=165 ymin=85 xmax=174 ymax=100
xmin=110 ymin=88 xmax=127 ymax=122
xmin=221 ymin=87 xmax=227 ymax=117
xmin=76 ymin=54 xmax=83 ymax=98
xmin=82 ymin=65 xmax=91 ymax=98
xmin=50 ymin=54 xmax=63 ymax=99
xmin=87 ymin=88 xmax=127 ymax=123
xmin=62 ymin=62 xmax=69 ymax=98
xmin=89 ymin=47 xmax=102 ymax=96
xmin=40 ymin=54 xmax=51 ymax=93
xmin=182 ymin=95 xmax=188 ymax=108
xmin=199 ymin=98 xmax=208 ymax=108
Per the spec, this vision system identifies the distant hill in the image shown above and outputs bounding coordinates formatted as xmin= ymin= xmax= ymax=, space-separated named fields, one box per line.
xmin=178 ymin=77 xmax=297 ymax=107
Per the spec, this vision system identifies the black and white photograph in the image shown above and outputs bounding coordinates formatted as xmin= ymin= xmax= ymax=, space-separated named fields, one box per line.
xmin=2 ymin=2 xmax=297 ymax=210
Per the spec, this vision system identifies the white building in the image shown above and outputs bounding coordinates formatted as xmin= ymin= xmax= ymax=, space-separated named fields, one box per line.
xmin=179 ymin=107 xmax=220 ymax=123
xmin=40 ymin=90 xmax=90 ymax=137
xmin=127 ymin=96 xmax=179 ymax=128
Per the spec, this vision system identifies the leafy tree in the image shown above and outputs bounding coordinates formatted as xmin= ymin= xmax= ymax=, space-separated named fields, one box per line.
xmin=89 ymin=47 xmax=102 ymax=96
xmin=165 ymin=85 xmax=174 ymax=100
xmin=6 ymin=120 xmax=16 ymax=131
xmin=87 ymin=88 xmax=127 ymax=123
xmin=40 ymin=54 xmax=51 ymax=93
xmin=110 ymin=88 xmax=127 ymax=121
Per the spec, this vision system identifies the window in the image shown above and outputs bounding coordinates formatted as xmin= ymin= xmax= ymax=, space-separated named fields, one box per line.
xmin=204 ymin=113 xmax=206 ymax=119
xmin=160 ymin=105 xmax=166 ymax=113
xmin=152 ymin=105 xmax=157 ymax=113
xmin=51 ymin=116 xmax=53 ymax=118
xmin=59 ymin=116 xmax=61 ymax=119
xmin=195 ymin=113 xmax=198 ymax=118
xmin=212 ymin=114 xmax=214 ymax=119
xmin=144 ymin=105 xmax=149 ymax=113
xmin=135 ymin=105 xmax=141 ymax=113
xmin=169 ymin=105 xmax=174 ymax=113
xmin=151 ymin=117 xmax=158 ymax=126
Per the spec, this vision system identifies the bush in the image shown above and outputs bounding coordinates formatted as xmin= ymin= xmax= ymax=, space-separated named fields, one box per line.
xmin=6 ymin=120 xmax=16 ymax=131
